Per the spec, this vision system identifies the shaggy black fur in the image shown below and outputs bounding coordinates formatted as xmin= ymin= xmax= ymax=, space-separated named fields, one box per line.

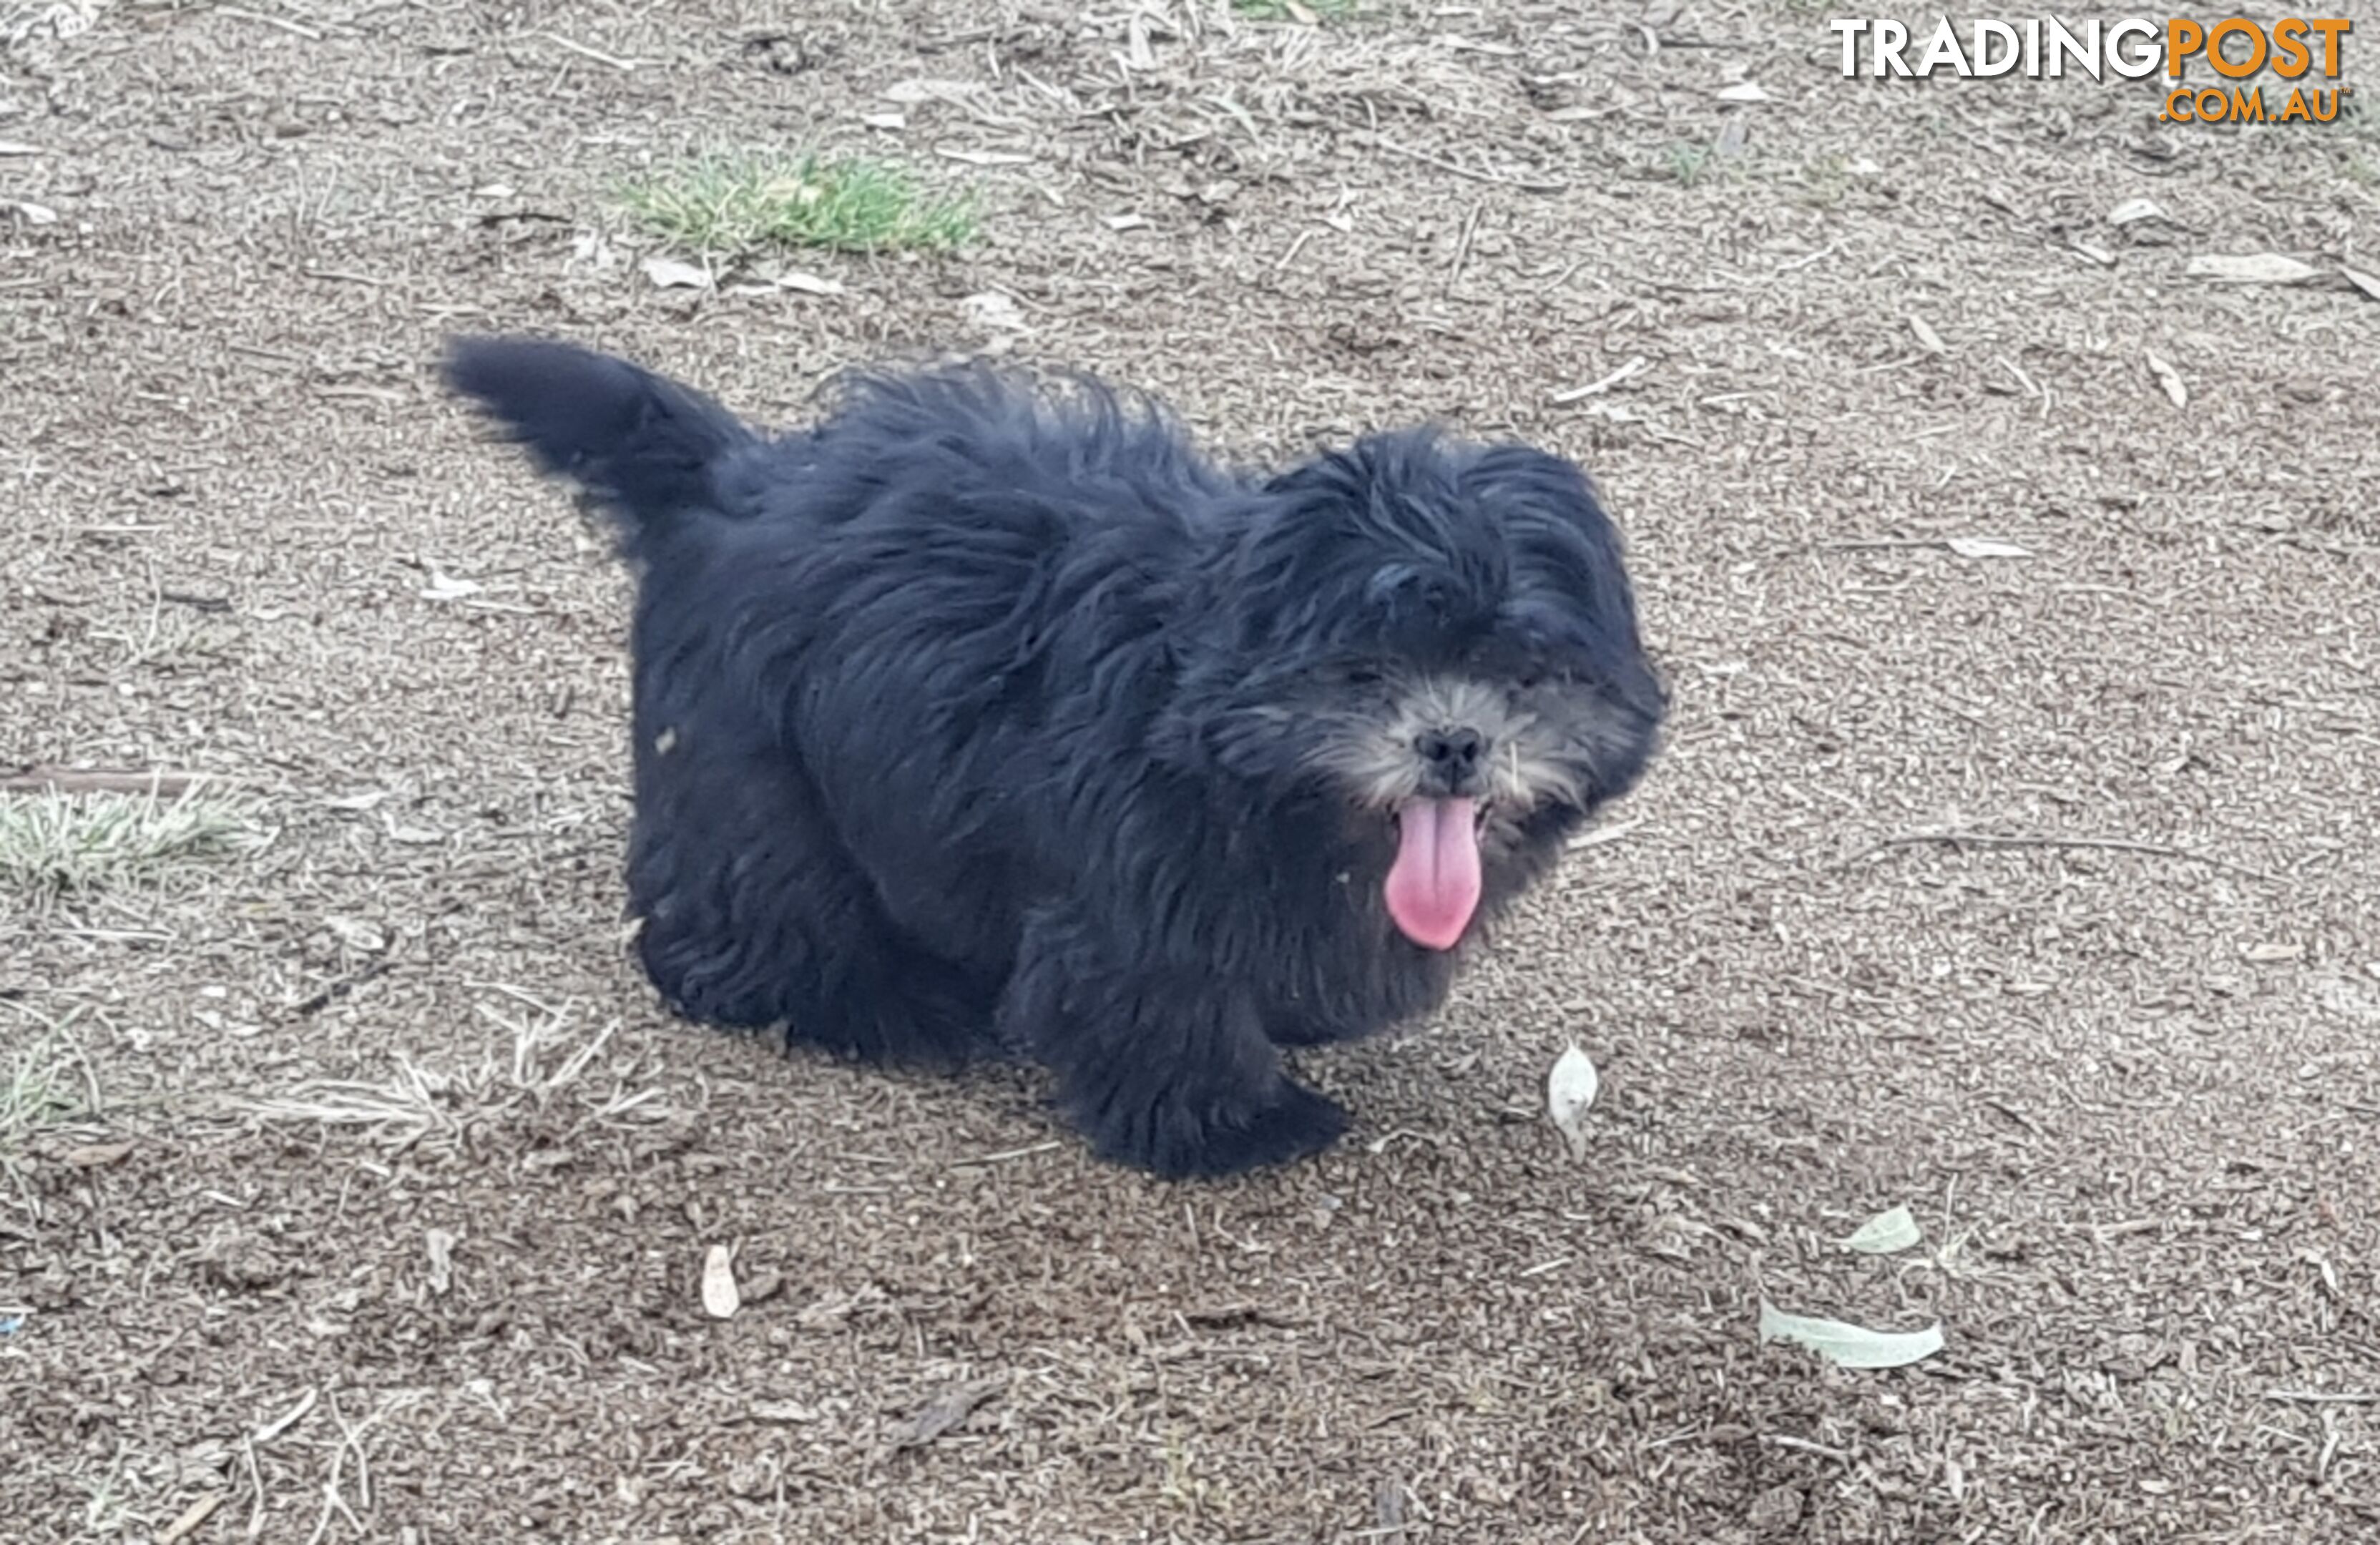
xmin=444 ymin=336 xmax=1665 ymax=1179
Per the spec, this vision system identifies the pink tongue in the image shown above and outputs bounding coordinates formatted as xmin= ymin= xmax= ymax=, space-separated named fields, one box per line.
xmin=1384 ymin=798 xmax=1482 ymax=951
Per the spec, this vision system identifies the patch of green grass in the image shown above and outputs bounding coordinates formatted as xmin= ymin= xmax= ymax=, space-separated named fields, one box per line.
xmin=0 ymin=789 xmax=259 ymax=899
xmin=1796 ymin=152 xmax=1851 ymax=209
xmin=0 ymin=1006 xmax=97 ymax=1172
xmin=621 ymin=150 xmax=975 ymax=258
xmin=0 ymin=1045 xmax=69 ymax=1155
xmin=1231 ymin=0 xmax=1363 ymax=20
xmin=1661 ymin=139 xmax=1718 ymax=187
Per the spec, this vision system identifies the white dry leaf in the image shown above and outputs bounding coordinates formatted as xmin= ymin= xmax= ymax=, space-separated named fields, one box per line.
xmin=774 ymin=270 xmax=844 ymax=297
xmin=2107 ymin=197 xmax=2166 ymax=226
xmin=2242 ymin=941 xmax=2305 ymax=963
xmin=1758 ymin=1301 xmax=1945 ymax=1369
xmin=881 ymin=78 xmax=979 ymax=105
xmin=1103 ymin=212 xmax=1150 ymax=232
xmin=2341 ymin=267 xmax=2380 ymax=303
xmin=2185 ymin=253 xmax=2318 ymax=285
xmin=1716 ymin=82 xmax=1771 ymax=103
xmin=1908 ymin=315 xmax=1947 ymax=354
xmin=702 ymin=1245 xmax=741 ymax=1319
xmin=961 ymin=291 xmax=1029 ymax=331
xmin=938 ymin=147 xmax=1033 ymax=167
xmin=471 ymin=182 xmax=516 ymax=200
xmin=0 ymin=140 xmax=47 ymax=157
xmin=2145 ymin=351 xmax=2188 ymax=410
xmin=862 ymin=112 xmax=906 ymax=132
xmin=1836 ymin=1205 xmax=1923 ymax=1255
xmin=381 ymin=815 xmax=444 ymax=845
xmin=1546 ymin=1045 xmax=1600 ymax=1162
xmin=9 ymin=201 xmax=58 ymax=226
xmin=420 ymin=566 xmax=482 ymax=602
xmin=325 ymin=916 xmax=387 ymax=954
xmin=642 ymin=255 xmax=712 ymax=290
xmin=321 ymin=790 xmax=391 ymax=813
xmin=1945 ymin=536 xmax=2032 ymax=559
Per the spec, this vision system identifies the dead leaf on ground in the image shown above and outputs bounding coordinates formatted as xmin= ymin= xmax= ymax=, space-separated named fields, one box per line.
xmin=2242 ymin=941 xmax=2305 ymax=963
xmin=325 ymin=916 xmax=386 ymax=953
xmin=2145 ymin=351 xmax=2188 ymax=410
xmin=2107 ymin=197 xmax=2166 ymax=226
xmin=889 ymin=1375 xmax=1007 ymax=1450
xmin=770 ymin=270 xmax=844 ymax=297
xmin=424 ymin=1228 xmax=457 ymax=1295
xmin=1835 ymin=1205 xmax=1923 ymax=1255
xmin=1945 ymin=536 xmax=2032 ymax=559
xmin=881 ymin=78 xmax=978 ymax=105
xmin=1546 ymin=1045 xmax=1600 ymax=1162
xmin=1909 ymin=315 xmax=1947 ymax=354
xmin=701 ymin=1243 xmax=740 ymax=1319
xmin=642 ymin=255 xmax=712 ymax=290
xmin=961 ymin=291 xmax=1029 ymax=331
xmin=2185 ymin=253 xmax=2318 ymax=285
xmin=419 ymin=566 xmax=482 ymax=602
xmin=2341 ymin=267 xmax=2380 ymax=303
xmin=1716 ymin=82 xmax=1771 ymax=103
xmin=0 ymin=140 xmax=44 ymax=157
xmin=1758 ymin=1302 xmax=1946 ymax=1369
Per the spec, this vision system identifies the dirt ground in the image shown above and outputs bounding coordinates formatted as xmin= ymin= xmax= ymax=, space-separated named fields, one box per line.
xmin=4 ymin=1 xmax=2379 ymax=1541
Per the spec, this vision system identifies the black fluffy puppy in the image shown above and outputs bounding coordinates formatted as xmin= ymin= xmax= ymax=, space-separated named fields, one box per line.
xmin=444 ymin=337 xmax=1665 ymax=1178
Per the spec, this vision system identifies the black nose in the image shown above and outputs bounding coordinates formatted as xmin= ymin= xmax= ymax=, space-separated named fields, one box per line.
xmin=1415 ymin=726 xmax=1485 ymax=777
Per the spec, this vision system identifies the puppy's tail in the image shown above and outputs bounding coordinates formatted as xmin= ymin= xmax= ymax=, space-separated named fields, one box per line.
xmin=441 ymin=335 xmax=760 ymax=555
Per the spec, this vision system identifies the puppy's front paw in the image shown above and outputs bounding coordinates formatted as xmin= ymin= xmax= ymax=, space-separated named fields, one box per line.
xmin=1072 ymin=1076 xmax=1351 ymax=1181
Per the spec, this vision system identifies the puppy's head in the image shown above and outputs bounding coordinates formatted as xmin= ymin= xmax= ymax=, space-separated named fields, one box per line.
xmin=1164 ymin=429 xmax=1665 ymax=951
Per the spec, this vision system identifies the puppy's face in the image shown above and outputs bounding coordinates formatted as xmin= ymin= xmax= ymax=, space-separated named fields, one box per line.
xmin=1167 ymin=431 xmax=1665 ymax=951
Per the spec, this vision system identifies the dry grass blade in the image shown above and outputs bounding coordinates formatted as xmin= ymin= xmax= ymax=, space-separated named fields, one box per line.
xmin=0 ymin=788 xmax=262 ymax=899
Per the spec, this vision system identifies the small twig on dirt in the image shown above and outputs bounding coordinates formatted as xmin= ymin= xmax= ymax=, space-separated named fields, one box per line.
xmin=537 ymin=31 xmax=638 ymax=71
xmin=0 ymin=767 xmax=222 ymax=797
xmin=2266 ymin=1389 xmax=2380 ymax=1406
xmin=1549 ymin=355 xmax=1649 ymax=405
xmin=888 ymin=1375 xmax=1008 ymax=1451
xmin=967 ymin=1140 xmax=1061 ymax=1164
xmin=1831 ymin=829 xmax=2266 ymax=880
xmin=156 ymin=1493 xmax=225 ymax=1545
xmin=1566 ymin=815 xmax=1645 ymax=851
xmin=241 ymin=1436 xmax=268 ymax=1540
xmin=1447 ymin=197 xmax=1482 ymax=288
xmin=1371 ymin=137 xmax=1567 ymax=194
xmin=1982 ymin=1097 xmax=2042 ymax=1136
xmin=1759 ymin=1433 xmax=1853 ymax=1462
xmin=252 ymin=1388 xmax=318 ymax=1446
xmin=288 ymin=961 xmax=391 ymax=1020
xmin=1775 ymin=244 xmax=1836 ymax=273
xmin=217 ymin=6 xmax=321 ymax=41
